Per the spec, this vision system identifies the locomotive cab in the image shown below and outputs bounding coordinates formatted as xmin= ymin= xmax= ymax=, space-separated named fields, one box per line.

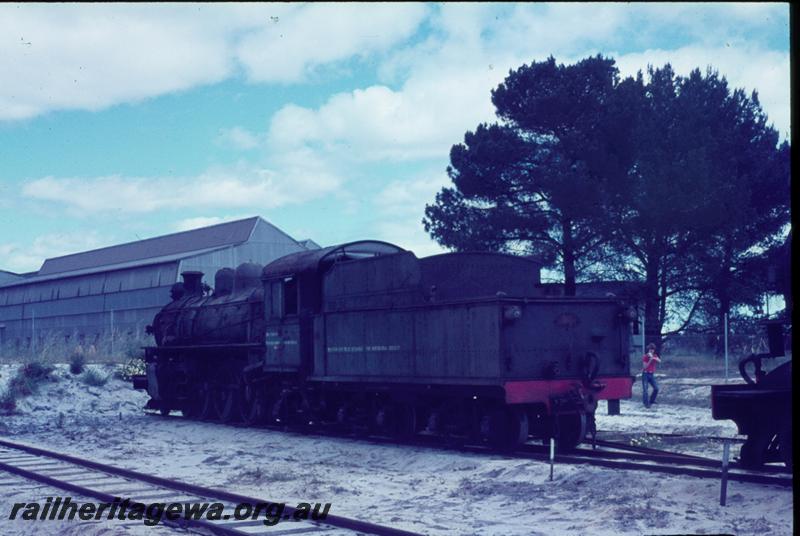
xmin=261 ymin=241 xmax=406 ymax=375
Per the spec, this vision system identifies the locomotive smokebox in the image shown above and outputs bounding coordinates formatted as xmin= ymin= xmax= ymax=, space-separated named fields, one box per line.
xmin=181 ymin=271 xmax=204 ymax=296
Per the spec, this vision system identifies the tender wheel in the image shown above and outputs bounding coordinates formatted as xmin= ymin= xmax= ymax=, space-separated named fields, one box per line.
xmin=272 ymin=390 xmax=309 ymax=426
xmin=554 ymin=412 xmax=587 ymax=452
xmin=373 ymin=404 xmax=417 ymax=441
xmin=778 ymin=415 xmax=792 ymax=469
xmin=480 ymin=407 xmax=529 ymax=450
xmin=739 ymin=431 xmax=770 ymax=469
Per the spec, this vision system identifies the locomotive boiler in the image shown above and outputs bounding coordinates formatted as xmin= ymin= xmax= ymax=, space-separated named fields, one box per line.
xmin=137 ymin=241 xmax=635 ymax=450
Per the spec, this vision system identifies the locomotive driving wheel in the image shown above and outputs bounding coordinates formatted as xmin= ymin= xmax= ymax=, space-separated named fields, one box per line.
xmin=214 ymin=381 xmax=241 ymax=423
xmin=196 ymin=382 xmax=218 ymax=421
xmin=239 ymin=381 xmax=266 ymax=425
xmin=181 ymin=395 xmax=200 ymax=419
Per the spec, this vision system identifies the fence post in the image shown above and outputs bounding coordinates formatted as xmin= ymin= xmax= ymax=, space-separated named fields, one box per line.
xmin=720 ymin=440 xmax=730 ymax=506
xmin=549 ymin=437 xmax=555 ymax=481
xmin=110 ymin=309 xmax=115 ymax=357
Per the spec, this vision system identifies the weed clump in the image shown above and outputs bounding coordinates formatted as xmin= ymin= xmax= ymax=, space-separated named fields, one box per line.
xmin=82 ymin=367 xmax=109 ymax=387
xmin=0 ymin=389 xmax=16 ymax=412
xmin=0 ymin=362 xmax=55 ymax=413
xmin=11 ymin=362 xmax=55 ymax=396
xmin=69 ymin=352 xmax=86 ymax=375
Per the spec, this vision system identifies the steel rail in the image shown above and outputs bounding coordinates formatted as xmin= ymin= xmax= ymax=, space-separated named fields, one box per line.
xmin=144 ymin=411 xmax=793 ymax=481
xmin=0 ymin=438 xmax=422 ymax=536
xmin=508 ymin=449 xmax=792 ymax=487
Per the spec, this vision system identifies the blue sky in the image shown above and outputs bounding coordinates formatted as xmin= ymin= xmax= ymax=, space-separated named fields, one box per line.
xmin=0 ymin=3 xmax=790 ymax=275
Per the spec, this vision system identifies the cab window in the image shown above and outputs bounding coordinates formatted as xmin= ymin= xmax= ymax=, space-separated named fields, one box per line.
xmin=283 ymin=277 xmax=298 ymax=316
xmin=268 ymin=277 xmax=298 ymax=318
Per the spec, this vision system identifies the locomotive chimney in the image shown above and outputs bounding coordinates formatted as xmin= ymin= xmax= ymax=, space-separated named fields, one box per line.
xmin=181 ymin=271 xmax=204 ymax=296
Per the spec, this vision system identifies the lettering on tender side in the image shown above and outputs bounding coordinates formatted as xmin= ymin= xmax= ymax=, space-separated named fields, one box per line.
xmin=327 ymin=345 xmax=401 ymax=353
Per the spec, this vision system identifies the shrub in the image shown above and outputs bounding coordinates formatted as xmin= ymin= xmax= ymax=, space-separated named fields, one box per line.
xmin=9 ymin=362 xmax=54 ymax=397
xmin=114 ymin=357 xmax=146 ymax=381
xmin=82 ymin=367 xmax=109 ymax=387
xmin=21 ymin=362 xmax=54 ymax=381
xmin=0 ymin=389 xmax=16 ymax=412
xmin=69 ymin=352 xmax=86 ymax=375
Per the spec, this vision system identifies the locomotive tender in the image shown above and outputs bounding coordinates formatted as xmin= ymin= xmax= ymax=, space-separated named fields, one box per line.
xmin=136 ymin=241 xmax=634 ymax=450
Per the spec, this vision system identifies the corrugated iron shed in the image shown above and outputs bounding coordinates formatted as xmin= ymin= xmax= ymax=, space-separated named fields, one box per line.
xmin=0 ymin=217 xmax=309 ymax=354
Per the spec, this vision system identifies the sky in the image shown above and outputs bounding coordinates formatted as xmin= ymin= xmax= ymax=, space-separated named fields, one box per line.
xmin=0 ymin=2 xmax=791 ymax=275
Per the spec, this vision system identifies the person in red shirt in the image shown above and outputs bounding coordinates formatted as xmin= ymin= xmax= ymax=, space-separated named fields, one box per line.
xmin=642 ymin=343 xmax=661 ymax=407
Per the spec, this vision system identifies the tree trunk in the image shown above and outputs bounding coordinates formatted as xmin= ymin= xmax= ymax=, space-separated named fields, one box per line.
xmin=644 ymin=253 xmax=662 ymax=351
xmin=562 ymin=218 xmax=577 ymax=296
xmin=715 ymin=237 xmax=734 ymax=356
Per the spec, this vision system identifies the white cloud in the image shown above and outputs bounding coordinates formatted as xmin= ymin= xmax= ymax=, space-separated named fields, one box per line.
xmin=371 ymin=170 xmax=451 ymax=256
xmin=0 ymin=3 xmax=428 ymax=120
xmin=21 ymin=153 xmax=342 ymax=214
xmin=0 ymin=231 xmax=109 ymax=272
xmin=235 ymin=3 xmax=428 ymax=83
xmin=0 ymin=3 xmax=788 ymax=138
xmin=173 ymin=214 xmax=252 ymax=232
xmin=0 ymin=4 xmax=241 ymax=120
xmin=268 ymin=78 xmax=498 ymax=161
xmin=265 ymin=2 xmax=790 ymax=167
xmin=217 ymin=127 xmax=261 ymax=150
xmin=375 ymin=172 xmax=451 ymax=216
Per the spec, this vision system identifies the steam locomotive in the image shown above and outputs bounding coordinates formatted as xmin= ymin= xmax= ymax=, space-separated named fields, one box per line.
xmin=136 ymin=241 xmax=635 ymax=450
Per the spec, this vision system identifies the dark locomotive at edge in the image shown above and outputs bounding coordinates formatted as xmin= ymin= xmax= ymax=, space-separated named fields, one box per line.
xmin=134 ymin=240 xmax=636 ymax=450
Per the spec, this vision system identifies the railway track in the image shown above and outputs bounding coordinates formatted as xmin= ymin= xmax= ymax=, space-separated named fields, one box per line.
xmin=513 ymin=442 xmax=792 ymax=486
xmin=144 ymin=411 xmax=793 ymax=487
xmin=0 ymin=438 xmax=422 ymax=536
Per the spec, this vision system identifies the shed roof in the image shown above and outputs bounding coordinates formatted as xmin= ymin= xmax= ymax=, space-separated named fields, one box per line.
xmin=37 ymin=217 xmax=262 ymax=276
xmin=0 ymin=269 xmax=24 ymax=286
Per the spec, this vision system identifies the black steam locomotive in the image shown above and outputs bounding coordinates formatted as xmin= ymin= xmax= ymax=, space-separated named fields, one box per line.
xmin=136 ymin=241 xmax=635 ymax=450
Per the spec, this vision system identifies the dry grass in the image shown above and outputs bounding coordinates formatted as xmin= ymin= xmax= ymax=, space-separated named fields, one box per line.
xmin=664 ymin=351 xmax=792 ymax=379
xmin=0 ymin=330 xmax=150 ymax=365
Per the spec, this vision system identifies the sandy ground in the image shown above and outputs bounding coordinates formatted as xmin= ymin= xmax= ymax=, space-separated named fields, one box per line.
xmin=0 ymin=363 xmax=793 ymax=536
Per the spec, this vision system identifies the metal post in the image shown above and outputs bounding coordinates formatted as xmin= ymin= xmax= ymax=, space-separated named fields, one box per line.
xmin=549 ymin=437 xmax=555 ymax=481
xmin=724 ymin=313 xmax=729 ymax=382
xmin=31 ymin=309 xmax=35 ymax=354
xmin=110 ymin=309 xmax=115 ymax=357
xmin=720 ymin=440 xmax=730 ymax=506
